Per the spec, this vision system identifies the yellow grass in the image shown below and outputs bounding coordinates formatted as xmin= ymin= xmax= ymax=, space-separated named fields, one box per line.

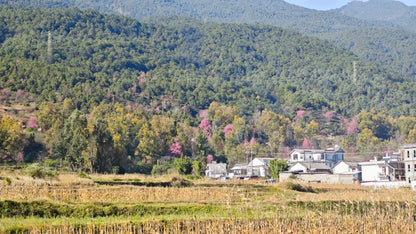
xmin=1 ymin=171 xmax=416 ymax=233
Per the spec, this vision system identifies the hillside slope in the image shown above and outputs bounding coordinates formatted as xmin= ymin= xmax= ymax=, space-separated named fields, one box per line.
xmin=0 ymin=7 xmax=414 ymax=117
xmin=2 ymin=0 xmax=416 ymax=82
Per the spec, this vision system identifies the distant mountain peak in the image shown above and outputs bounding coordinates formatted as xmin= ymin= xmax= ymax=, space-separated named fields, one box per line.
xmin=338 ymin=0 xmax=410 ymax=21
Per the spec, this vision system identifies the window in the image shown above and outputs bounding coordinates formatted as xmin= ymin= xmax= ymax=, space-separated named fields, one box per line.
xmin=414 ymin=150 xmax=416 ymax=158
xmin=320 ymin=154 xmax=324 ymax=160
xmin=408 ymin=151 xmax=410 ymax=158
xmin=293 ymin=154 xmax=298 ymax=160
xmin=408 ymin=165 xmax=411 ymax=172
xmin=414 ymin=164 xmax=416 ymax=172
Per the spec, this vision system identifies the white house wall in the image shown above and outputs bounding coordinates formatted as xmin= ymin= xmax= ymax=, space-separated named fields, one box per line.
xmin=333 ymin=162 xmax=350 ymax=174
xmin=361 ymin=165 xmax=383 ymax=182
xmin=289 ymin=163 xmax=307 ymax=173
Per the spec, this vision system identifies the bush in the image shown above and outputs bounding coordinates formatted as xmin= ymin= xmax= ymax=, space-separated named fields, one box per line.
xmin=78 ymin=172 xmax=91 ymax=179
xmin=286 ymin=182 xmax=316 ymax=193
xmin=170 ymin=177 xmax=193 ymax=187
xmin=25 ymin=163 xmax=57 ymax=179
xmin=174 ymin=157 xmax=193 ymax=175
xmin=186 ymin=175 xmax=202 ymax=180
xmin=151 ymin=160 xmax=175 ymax=175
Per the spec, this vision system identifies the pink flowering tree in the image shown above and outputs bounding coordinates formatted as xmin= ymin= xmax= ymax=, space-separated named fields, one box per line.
xmin=27 ymin=117 xmax=38 ymax=129
xmin=199 ymin=118 xmax=212 ymax=137
xmin=324 ymin=111 xmax=334 ymax=120
xmin=224 ymin=124 xmax=234 ymax=137
xmin=206 ymin=154 xmax=214 ymax=163
xmin=168 ymin=138 xmax=183 ymax=156
xmin=302 ymin=139 xmax=314 ymax=148
xmin=199 ymin=109 xmax=208 ymax=118
xmin=347 ymin=116 xmax=358 ymax=134
xmin=14 ymin=152 xmax=24 ymax=163
xmin=296 ymin=110 xmax=306 ymax=119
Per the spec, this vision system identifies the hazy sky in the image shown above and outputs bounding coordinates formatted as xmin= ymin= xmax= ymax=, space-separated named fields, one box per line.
xmin=284 ymin=0 xmax=416 ymax=10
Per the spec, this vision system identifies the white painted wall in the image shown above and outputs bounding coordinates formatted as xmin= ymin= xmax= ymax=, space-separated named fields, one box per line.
xmin=333 ymin=162 xmax=350 ymax=174
xmin=361 ymin=164 xmax=383 ymax=182
xmin=289 ymin=163 xmax=307 ymax=172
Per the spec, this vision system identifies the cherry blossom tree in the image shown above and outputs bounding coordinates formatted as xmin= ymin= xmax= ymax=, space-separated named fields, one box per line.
xmin=296 ymin=110 xmax=306 ymax=119
xmin=224 ymin=124 xmax=234 ymax=137
xmin=324 ymin=111 xmax=334 ymax=119
xmin=302 ymin=139 xmax=314 ymax=148
xmin=168 ymin=138 xmax=183 ymax=156
xmin=27 ymin=117 xmax=38 ymax=128
xmin=206 ymin=154 xmax=214 ymax=163
xmin=347 ymin=116 xmax=358 ymax=134
xmin=199 ymin=118 xmax=212 ymax=137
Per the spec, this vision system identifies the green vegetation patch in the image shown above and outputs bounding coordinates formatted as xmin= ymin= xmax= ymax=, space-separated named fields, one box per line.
xmin=93 ymin=177 xmax=192 ymax=187
xmin=287 ymin=200 xmax=416 ymax=217
xmin=0 ymin=200 xmax=224 ymax=218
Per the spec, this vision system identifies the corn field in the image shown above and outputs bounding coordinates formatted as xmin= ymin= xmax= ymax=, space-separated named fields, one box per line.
xmin=1 ymin=173 xmax=416 ymax=233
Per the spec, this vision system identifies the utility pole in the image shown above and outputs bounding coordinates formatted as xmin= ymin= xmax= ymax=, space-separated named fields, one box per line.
xmin=47 ymin=31 xmax=52 ymax=63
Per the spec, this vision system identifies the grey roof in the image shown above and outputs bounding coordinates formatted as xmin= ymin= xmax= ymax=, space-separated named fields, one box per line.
xmin=290 ymin=149 xmax=325 ymax=154
xmin=231 ymin=163 xmax=248 ymax=170
xmin=332 ymin=160 xmax=359 ymax=169
xmin=257 ymin=158 xmax=275 ymax=165
xmin=292 ymin=162 xmax=331 ymax=170
xmin=400 ymin=144 xmax=416 ymax=149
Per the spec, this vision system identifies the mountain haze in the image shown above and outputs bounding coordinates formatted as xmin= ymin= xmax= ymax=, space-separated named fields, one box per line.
xmin=336 ymin=0 xmax=416 ymax=31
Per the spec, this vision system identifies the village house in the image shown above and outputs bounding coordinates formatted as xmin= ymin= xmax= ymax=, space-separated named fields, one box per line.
xmin=230 ymin=163 xmax=247 ymax=178
xmin=289 ymin=145 xmax=344 ymax=167
xmin=359 ymin=156 xmax=404 ymax=183
xmin=289 ymin=162 xmax=331 ymax=173
xmin=332 ymin=161 xmax=360 ymax=174
xmin=400 ymin=144 xmax=416 ymax=183
xmin=247 ymin=158 xmax=274 ymax=177
xmin=205 ymin=161 xmax=227 ymax=179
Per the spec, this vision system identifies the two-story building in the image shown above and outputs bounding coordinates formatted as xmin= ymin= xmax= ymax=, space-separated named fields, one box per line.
xmin=400 ymin=144 xmax=416 ymax=183
xmin=289 ymin=145 xmax=344 ymax=167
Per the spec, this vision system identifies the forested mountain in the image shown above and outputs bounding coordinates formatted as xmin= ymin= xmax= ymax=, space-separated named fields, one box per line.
xmin=2 ymin=6 xmax=416 ymax=173
xmin=2 ymin=0 xmax=416 ymax=84
xmin=0 ymin=0 xmax=384 ymax=35
xmin=336 ymin=0 xmax=416 ymax=31
xmin=0 ymin=7 xmax=413 ymax=117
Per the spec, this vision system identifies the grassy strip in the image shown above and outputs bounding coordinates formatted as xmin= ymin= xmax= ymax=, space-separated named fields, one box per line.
xmin=287 ymin=200 xmax=416 ymax=216
xmin=0 ymin=200 xmax=224 ymax=218
xmin=93 ymin=176 xmax=193 ymax=187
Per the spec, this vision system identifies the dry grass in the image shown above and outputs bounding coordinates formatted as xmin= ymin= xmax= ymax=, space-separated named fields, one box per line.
xmin=1 ymin=172 xmax=416 ymax=233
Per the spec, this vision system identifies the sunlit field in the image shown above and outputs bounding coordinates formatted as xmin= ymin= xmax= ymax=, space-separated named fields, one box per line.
xmin=1 ymin=169 xmax=415 ymax=233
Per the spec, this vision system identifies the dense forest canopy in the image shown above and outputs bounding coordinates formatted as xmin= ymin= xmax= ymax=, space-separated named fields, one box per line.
xmin=1 ymin=6 xmax=416 ymax=174
xmin=3 ymin=0 xmax=416 ymax=84
xmin=0 ymin=7 xmax=413 ymax=117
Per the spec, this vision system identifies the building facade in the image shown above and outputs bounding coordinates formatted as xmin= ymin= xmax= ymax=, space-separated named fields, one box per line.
xmin=289 ymin=145 xmax=344 ymax=167
xmin=400 ymin=144 xmax=416 ymax=183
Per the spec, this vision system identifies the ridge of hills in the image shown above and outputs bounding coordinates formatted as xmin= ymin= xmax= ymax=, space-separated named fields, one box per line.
xmin=336 ymin=0 xmax=416 ymax=31
xmin=2 ymin=0 xmax=416 ymax=84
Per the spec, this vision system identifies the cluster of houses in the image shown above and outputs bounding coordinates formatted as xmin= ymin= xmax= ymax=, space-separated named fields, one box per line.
xmin=205 ymin=144 xmax=416 ymax=189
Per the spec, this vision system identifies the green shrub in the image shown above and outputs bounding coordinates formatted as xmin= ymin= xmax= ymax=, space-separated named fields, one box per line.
xmin=286 ymin=182 xmax=316 ymax=193
xmin=2 ymin=177 xmax=11 ymax=185
xmin=25 ymin=163 xmax=57 ymax=179
xmin=170 ymin=177 xmax=193 ymax=187
xmin=77 ymin=172 xmax=91 ymax=179
xmin=186 ymin=175 xmax=202 ymax=180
